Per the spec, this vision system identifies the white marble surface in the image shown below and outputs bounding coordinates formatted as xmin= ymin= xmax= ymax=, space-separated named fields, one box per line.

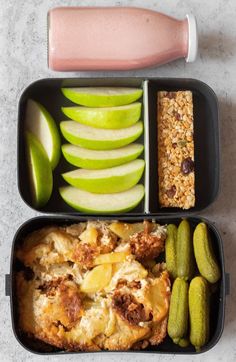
xmin=0 ymin=0 xmax=235 ymax=361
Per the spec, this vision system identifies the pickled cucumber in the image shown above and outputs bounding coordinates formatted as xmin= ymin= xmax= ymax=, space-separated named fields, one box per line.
xmin=189 ymin=276 xmax=209 ymax=351
xmin=193 ymin=222 xmax=221 ymax=284
xmin=176 ymin=219 xmax=194 ymax=280
xmin=165 ymin=224 xmax=177 ymax=279
xmin=167 ymin=278 xmax=189 ymax=343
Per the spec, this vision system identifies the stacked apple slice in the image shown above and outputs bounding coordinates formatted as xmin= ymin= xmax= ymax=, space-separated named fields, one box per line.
xmin=59 ymin=87 xmax=145 ymax=213
xmin=25 ymin=100 xmax=61 ymax=207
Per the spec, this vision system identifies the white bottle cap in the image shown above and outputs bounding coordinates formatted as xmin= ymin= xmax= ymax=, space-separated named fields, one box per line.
xmin=186 ymin=14 xmax=198 ymax=62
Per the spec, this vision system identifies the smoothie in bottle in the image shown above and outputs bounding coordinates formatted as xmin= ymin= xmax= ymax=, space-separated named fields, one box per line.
xmin=48 ymin=7 xmax=197 ymax=71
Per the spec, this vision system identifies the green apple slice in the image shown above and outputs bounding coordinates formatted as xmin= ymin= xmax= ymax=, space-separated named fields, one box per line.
xmin=61 ymin=87 xmax=143 ymax=107
xmin=62 ymin=159 xmax=145 ymax=193
xmin=61 ymin=143 xmax=144 ymax=169
xmin=60 ymin=121 xmax=143 ymax=150
xmin=25 ymin=131 xmax=53 ymax=208
xmin=61 ymin=102 xmax=141 ymax=129
xmin=25 ymin=99 xmax=61 ymax=170
xmin=59 ymin=184 xmax=144 ymax=214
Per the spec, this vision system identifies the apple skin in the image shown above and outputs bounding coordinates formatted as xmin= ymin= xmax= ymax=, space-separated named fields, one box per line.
xmin=25 ymin=131 xmax=53 ymax=208
xmin=62 ymin=160 xmax=144 ymax=193
xmin=25 ymin=99 xmax=61 ymax=170
xmin=60 ymin=121 xmax=143 ymax=150
xmin=59 ymin=184 xmax=145 ymax=214
xmin=61 ymin=102 xmax=141 ymax=129
xmin=61 ymin=143 xmax=144 ymax=169
xmin=61 ymin=87 xmax=143 ymax=107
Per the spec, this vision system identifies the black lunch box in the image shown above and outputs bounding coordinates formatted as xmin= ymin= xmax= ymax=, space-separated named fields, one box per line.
xmin=5 ymin=77 xmax=229 ymax=355
xmin=17 ymin=77 xmax=219 ymax=215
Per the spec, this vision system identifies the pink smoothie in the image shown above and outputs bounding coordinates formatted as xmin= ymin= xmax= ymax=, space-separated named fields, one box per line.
xmin=48 ymin=7 xmax=197 ymax=71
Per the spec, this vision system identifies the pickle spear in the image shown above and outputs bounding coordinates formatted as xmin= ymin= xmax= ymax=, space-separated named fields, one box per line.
xmin=189 ymin=276 xmax=209 ymax=351
xmin=193 ymin=222 xmax=221 ymax=284
xmin=165 ymin=224 xmax=177 ymax=279
xmin=176 ymin=219 xmax=194 ymax=280
xmin=167 ymin=277 xmax=189 ymax=343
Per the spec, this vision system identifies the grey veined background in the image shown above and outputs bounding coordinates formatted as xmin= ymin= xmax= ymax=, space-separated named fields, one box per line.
xmin=0 ymin=0 xmax=235 ymax=361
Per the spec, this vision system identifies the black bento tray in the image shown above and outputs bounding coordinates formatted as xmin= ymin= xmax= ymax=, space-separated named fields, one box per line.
xmin=5 ymin=215 xmax=228 ymax=355
xmin=17 ymin=77 xmax=219 ymax=216
xmin=12 ymin=78 xmax=224 ymax=354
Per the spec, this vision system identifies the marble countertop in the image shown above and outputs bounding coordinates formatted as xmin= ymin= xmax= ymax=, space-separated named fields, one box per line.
xmin=0 ymin=0 xmax=235 ymax=361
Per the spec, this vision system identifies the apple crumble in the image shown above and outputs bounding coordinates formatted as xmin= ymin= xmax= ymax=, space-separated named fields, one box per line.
xmin=16 ymin=220 xmax=170 ymax=351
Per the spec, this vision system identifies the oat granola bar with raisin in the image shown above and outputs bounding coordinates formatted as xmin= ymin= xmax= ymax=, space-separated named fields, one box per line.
xmin=157 ymin=91 xmax=195 ymax=209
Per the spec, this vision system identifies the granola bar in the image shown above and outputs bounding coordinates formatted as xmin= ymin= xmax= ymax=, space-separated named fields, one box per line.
xmin=157 ymin=91 xmax=195 ymax=209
